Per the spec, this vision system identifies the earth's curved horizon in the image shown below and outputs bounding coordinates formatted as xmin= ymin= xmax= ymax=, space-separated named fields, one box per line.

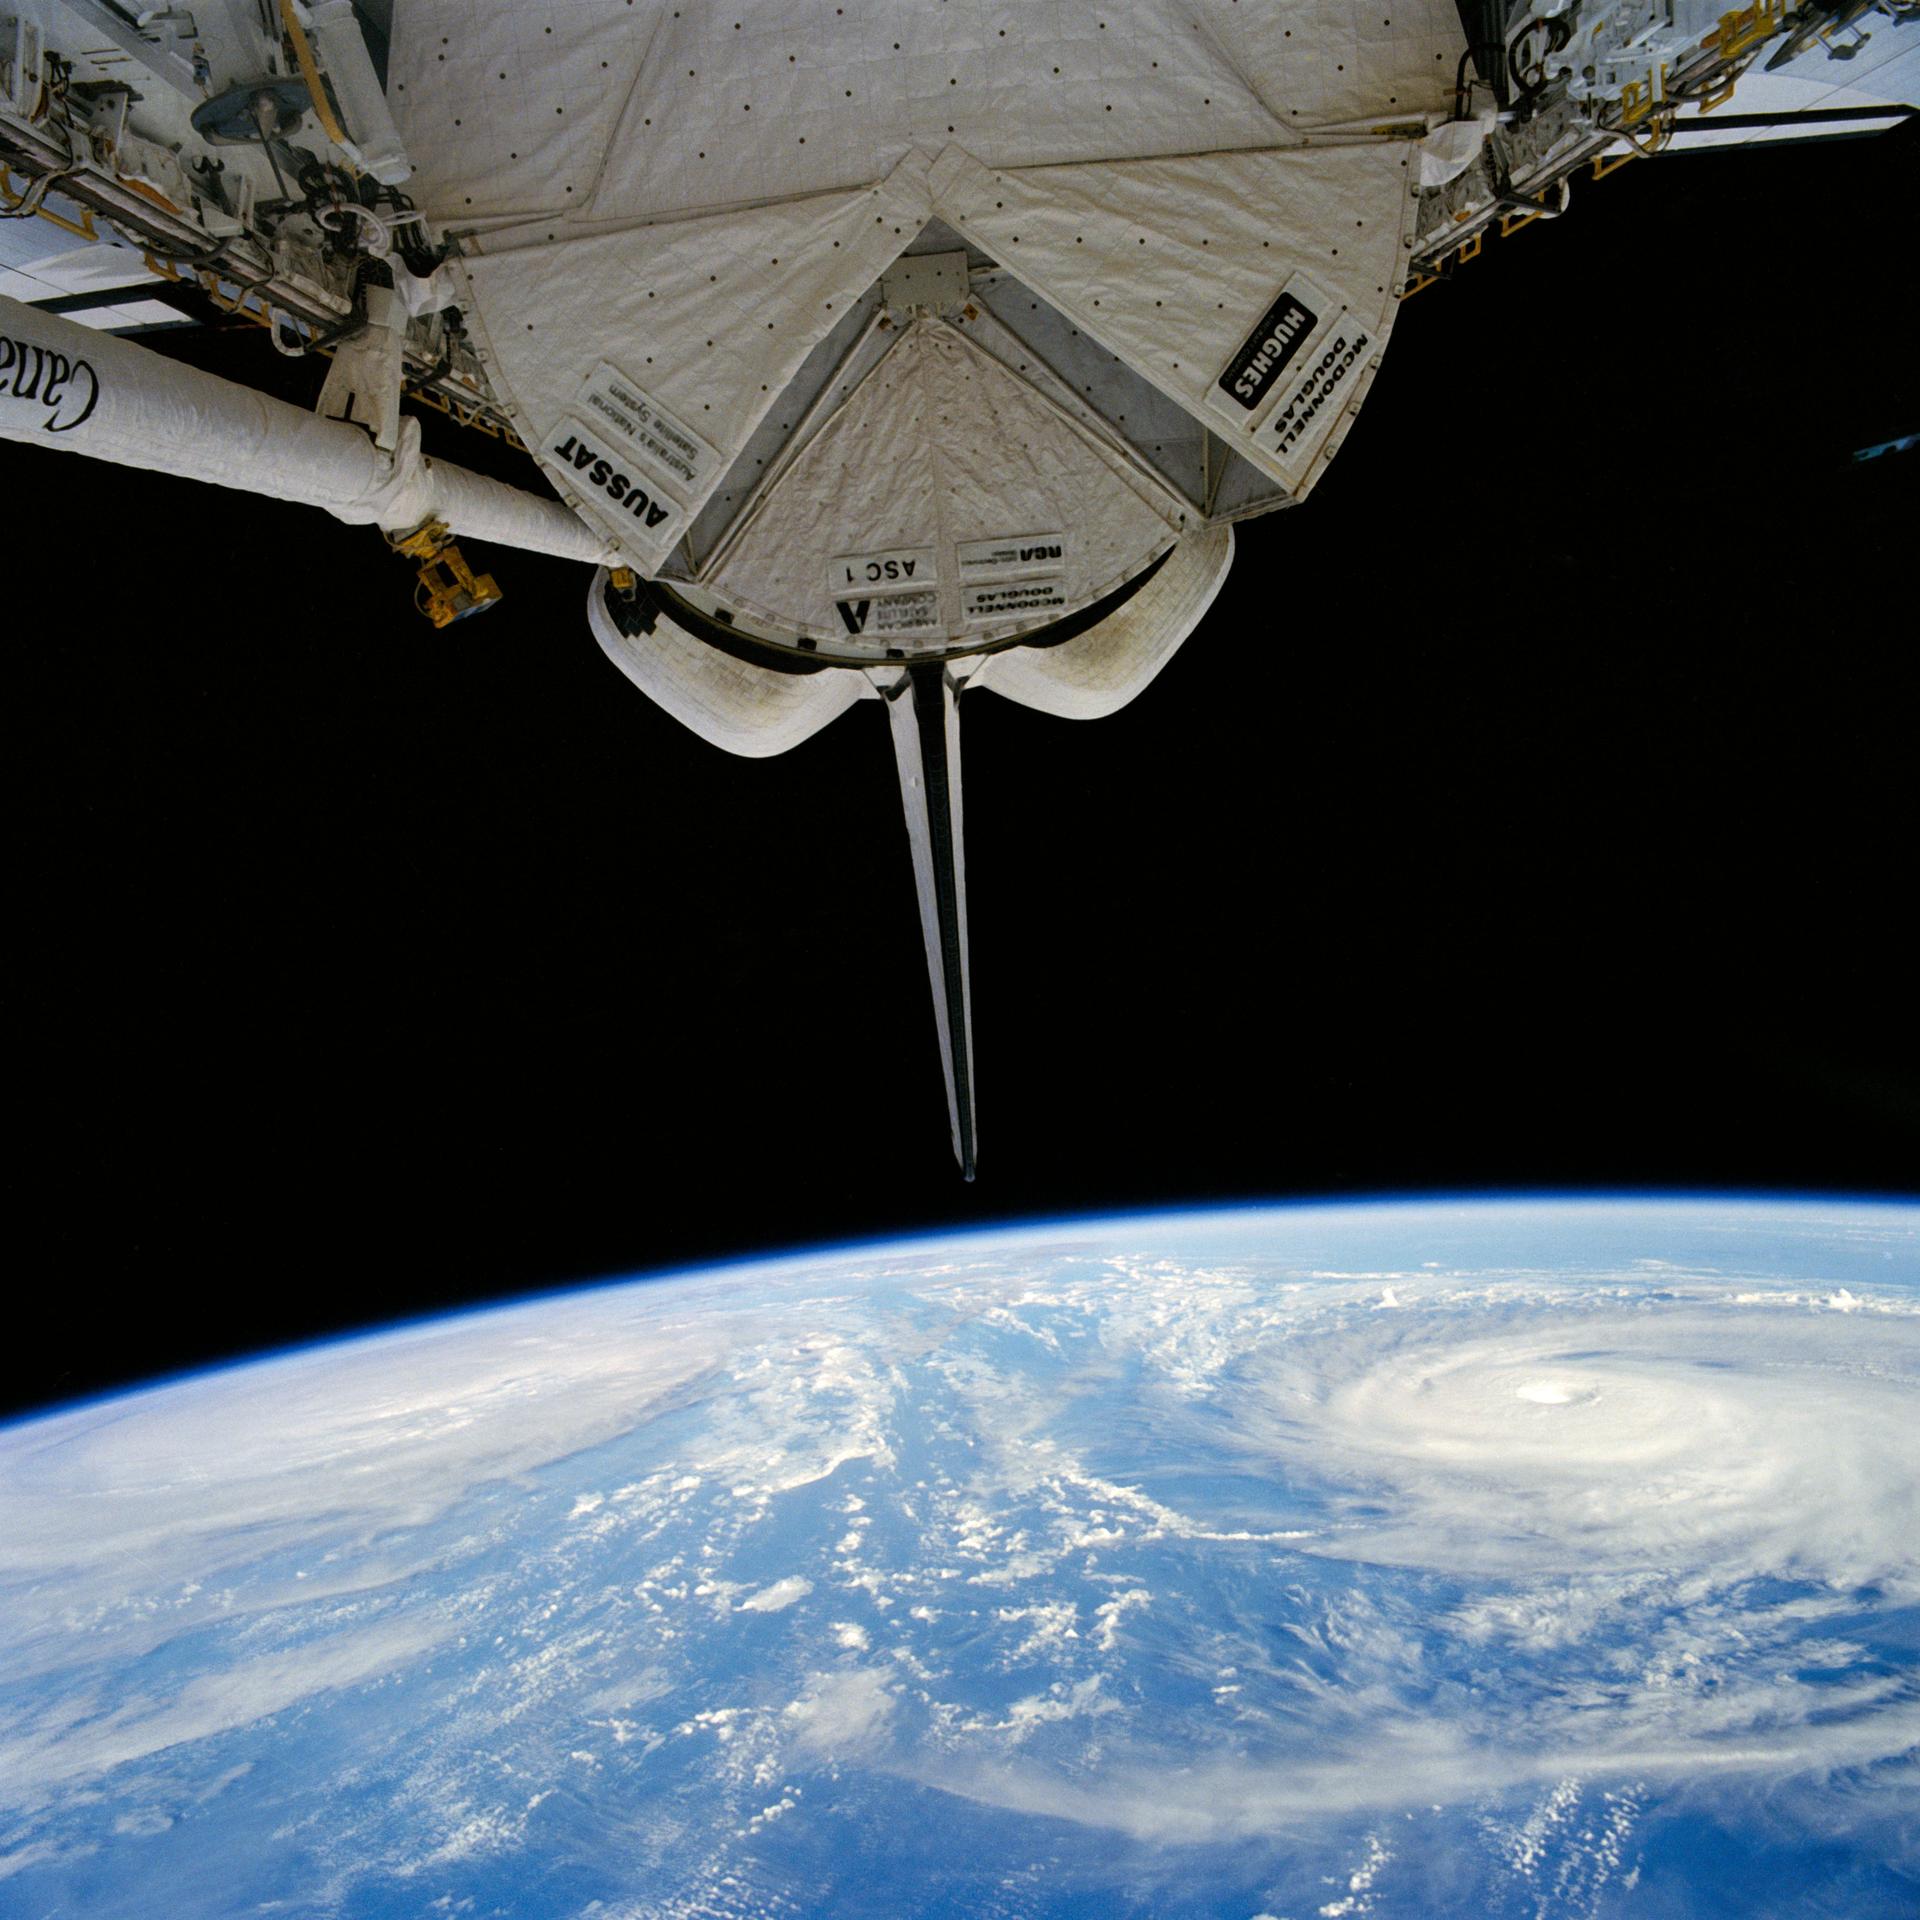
xmin=3 ymin=1197 xmax=1916 ymax=1916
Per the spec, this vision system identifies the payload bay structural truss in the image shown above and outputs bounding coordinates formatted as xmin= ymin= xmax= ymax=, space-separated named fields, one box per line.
xmin=4 ymin=0 xmax=1916 ymax=1172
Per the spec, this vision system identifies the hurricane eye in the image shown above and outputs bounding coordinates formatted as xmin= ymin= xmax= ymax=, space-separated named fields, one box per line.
xmin=1515 ymin=1381 xmax=1577 ymax=1404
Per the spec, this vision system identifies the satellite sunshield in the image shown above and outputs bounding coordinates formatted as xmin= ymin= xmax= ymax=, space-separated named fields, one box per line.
xmin=395 ymin=1 xmax=1449 ymax=628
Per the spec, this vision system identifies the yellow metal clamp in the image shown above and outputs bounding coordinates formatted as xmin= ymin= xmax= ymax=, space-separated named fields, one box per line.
xmin=1709 ymin=0 xmax=1786 ymax=60
xmin=386 ymin=519 xmax=503 ymax=627
xmin=116 ymin=175 xmax=183 ymax=214
xmin=1401 ymin=226 xmax=1489 ymax=296
xmin=413 ymin=547 xmax=501 ymax=627
xmin=408 ymin=383 xmax=524 ymax=449
xmin=388 ymin=517 xmax=451 ymax=562
xmin=196 ymin=269 xmax=278 ymax=328
xmin=1619 ymin=64 xmax=1670 ymax=127
xmin=0 ymin=165 xmax=97 ymax=238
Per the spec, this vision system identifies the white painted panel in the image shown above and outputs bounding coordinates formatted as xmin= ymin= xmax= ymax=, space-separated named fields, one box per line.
xmin=18 ymin=243 xmax=160 ymax=294
xmin=107 ymin=299 xmax=190 ymax=325
xmin=1666 ymin=31 xmax=1920 ymax=147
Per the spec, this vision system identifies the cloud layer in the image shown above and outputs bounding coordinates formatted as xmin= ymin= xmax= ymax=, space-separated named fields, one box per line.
xmin=0 ymin=1203 xmax=1914 ymax=1915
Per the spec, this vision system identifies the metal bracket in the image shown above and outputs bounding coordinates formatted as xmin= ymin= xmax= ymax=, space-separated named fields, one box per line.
xmin=388 ymin=518 xmax=502 ymax=627
xmin=1711 ymin=0 xmax=1789 ymax=60
xmin=315 ymin=277 xmax=406 ymax=450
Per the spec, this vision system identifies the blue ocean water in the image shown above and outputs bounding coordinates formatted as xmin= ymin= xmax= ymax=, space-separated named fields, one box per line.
xmin=1 ymin=1199 xmax=1915 ymax=1917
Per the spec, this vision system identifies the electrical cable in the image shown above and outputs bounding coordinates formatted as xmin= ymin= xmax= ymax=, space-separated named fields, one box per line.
xmin=0 ymin=165 xmax=75 ymax=219
xmin=316 ymin=200 xmax=392 ymax=258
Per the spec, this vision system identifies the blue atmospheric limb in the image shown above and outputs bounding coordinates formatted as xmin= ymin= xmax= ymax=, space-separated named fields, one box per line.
xmin=1 ymin=1196 xmax=1916 ymax=1917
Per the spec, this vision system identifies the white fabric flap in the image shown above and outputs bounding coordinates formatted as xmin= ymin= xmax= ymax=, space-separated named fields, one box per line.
xmin=707 ymin=318 xmax=1189 ymax=649
xmin=457 ymin=155 xmax=935 ymax=573
xmin=929 ymin=141 xmax=1415 ymax=500
xmin=387 ymin=3 xmax=1463 ymax=229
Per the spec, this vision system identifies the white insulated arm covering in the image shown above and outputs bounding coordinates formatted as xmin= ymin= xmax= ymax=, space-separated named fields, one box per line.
xmin=0 ymin=295 xmax=616 ymax=564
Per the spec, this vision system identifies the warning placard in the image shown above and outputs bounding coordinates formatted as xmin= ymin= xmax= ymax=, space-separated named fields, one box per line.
xmin=956 ymin=533 xmax=1070 ymax=582
xmin=962 ymin=579 xmax=1072 ymax=623
xmin=836 ymin=589 xmax=942 ymax=638
xmin=574 ymin=362 xmax=720 ymax=504
xmin=826 ymin=547 xmax=937 ymax=595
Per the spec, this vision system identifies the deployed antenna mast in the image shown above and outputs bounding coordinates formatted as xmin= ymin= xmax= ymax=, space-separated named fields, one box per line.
xmin=887 ymin=665 xmax=977 ymax=1180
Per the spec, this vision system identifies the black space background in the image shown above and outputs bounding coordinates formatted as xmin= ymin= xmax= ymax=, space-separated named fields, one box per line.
xmin=9 ymin=124 xmax=1917 ymax=1422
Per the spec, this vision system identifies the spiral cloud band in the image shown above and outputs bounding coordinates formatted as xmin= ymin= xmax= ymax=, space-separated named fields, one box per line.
xmin=0 ymin=1203 xmax=1914 ymax=1916
xmin=1248 ymin=1305 xmax=1920 ymax=1585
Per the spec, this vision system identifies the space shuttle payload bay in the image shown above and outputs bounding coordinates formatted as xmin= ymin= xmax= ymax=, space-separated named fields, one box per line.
xmin=3 ymin=1 xmax=1915 ymax=1172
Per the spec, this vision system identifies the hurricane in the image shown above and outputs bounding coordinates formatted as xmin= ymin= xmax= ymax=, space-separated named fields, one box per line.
xmin=2 ymin=1200 xmax=1916 ymax=1917
xmin=1252 ymin=1304 xmax=1920 ymax=1583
